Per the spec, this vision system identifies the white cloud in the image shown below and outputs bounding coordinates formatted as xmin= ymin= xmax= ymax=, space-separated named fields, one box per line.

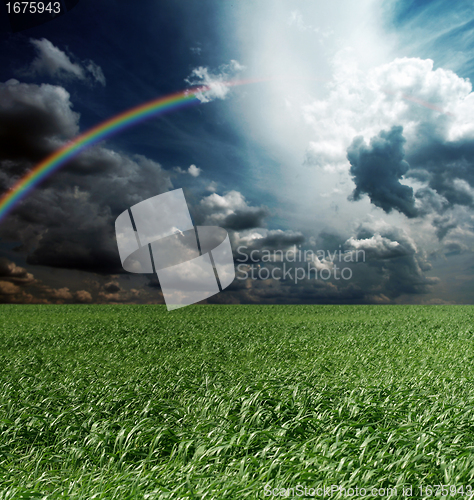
xmin=188 ymin=164 xmax=201 ymax=177
xmin=30 ymin=38 xmax=84 ymax=79
xmin=28 ymin=38 xmax=106 ymax=86
xmin=345 ymin=233 xmax=414 ymax=259
xmin=198 ymin=190 xmax=270 ymax=230
xmin=200 ymin=190 xmax=249 ymax=216
xmin=174 ymin=164 xmax=202 ymax=177
xmin=303 ymin=56 xmax=473 ymax=170
xmin=185 ymin=60 xmax=245 ymax=103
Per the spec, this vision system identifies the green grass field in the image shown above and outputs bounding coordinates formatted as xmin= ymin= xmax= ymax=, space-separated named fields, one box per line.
xmin=1 ymin=305 xmax=474 ymax=499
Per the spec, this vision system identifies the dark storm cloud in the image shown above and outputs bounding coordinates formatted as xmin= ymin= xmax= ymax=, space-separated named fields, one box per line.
xmin=407 ymin=136 xmax=474 ymax=210
xmin=347 ymin=126 xmax=418 ymax=218
xmin=14 ymin=150 xmax=173 ymax=273
xmin=0 ymin=79 xmax=173 ymax=274
xmin=344 ymin=222 xmax=438 ymax=298
xmin=401 ymin=127 xmax=474 ymax=248
xmin=222 ymin=207 xmax=270 ymax=231
xmin=0 ymin=79 xmax=78 ymax=166
xmin=315 ymin=230 xmax=347 ymax=252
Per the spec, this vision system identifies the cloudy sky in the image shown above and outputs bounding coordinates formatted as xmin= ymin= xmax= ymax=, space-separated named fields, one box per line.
xmin=0 ymin=0 xmax=473 ymax=305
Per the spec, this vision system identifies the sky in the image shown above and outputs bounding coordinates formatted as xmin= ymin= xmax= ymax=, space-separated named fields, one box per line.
xmin=0 ymin=0 xmax=473 ymax=305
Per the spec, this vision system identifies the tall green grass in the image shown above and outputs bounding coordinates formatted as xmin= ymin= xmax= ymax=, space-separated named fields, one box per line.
xmin=0 ymin=305 xmax=473 ymax=498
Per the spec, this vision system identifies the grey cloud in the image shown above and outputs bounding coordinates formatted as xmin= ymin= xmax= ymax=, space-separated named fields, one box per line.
xmin=315 ymin=231 xmax=347 ymax=253
xmin=85 ymin=61 xmax=106 ymax=87
xmin=139 ymin=218 xmax=441 ymax=304
xmin=0 ymin=80 xmax=172 ymax=274
xmin=408 ymin=133 xmax=474 ymax=238
xmin=347 ymin=126 xmax=418 ymax=218
xmin=344 ymin=222 xmax=438 ymax=298
xmin=245 ymin=230 xmax=304 ymax=250
xmin=17 ymin=151 xmax=173 ymax=273
xmin=345 ymin=222 xmax=417 ymax=260
xmin=28 ymin=38 xmax=106 ymax=86
xmin=209 ymin=279 xmax=367 ymax=305
xmin=222 ymin=207 xmax=270 ymax=231
xmin=444 ymin=240 xmax=468 ymax=256
xmin=0 ymin=79 xmax=79 ymax=166
xmin=229 ymin=221 xmax=437 ymax=303
xmin=415 ymin=187 xmax=449 ymax=215
xmin=197 ymin=190 xmax=270 ymax=231
xmin=232 ymin=229 xmax=305 ymax=262
xmin=432 ymin=215 xmax=458 ymax=240
xmin=408 ymin=138 xmax=474 ymax=210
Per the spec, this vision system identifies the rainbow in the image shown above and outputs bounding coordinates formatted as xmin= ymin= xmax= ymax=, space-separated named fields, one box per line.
xmin=0 ymin=85 xmax=213 ymax=223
